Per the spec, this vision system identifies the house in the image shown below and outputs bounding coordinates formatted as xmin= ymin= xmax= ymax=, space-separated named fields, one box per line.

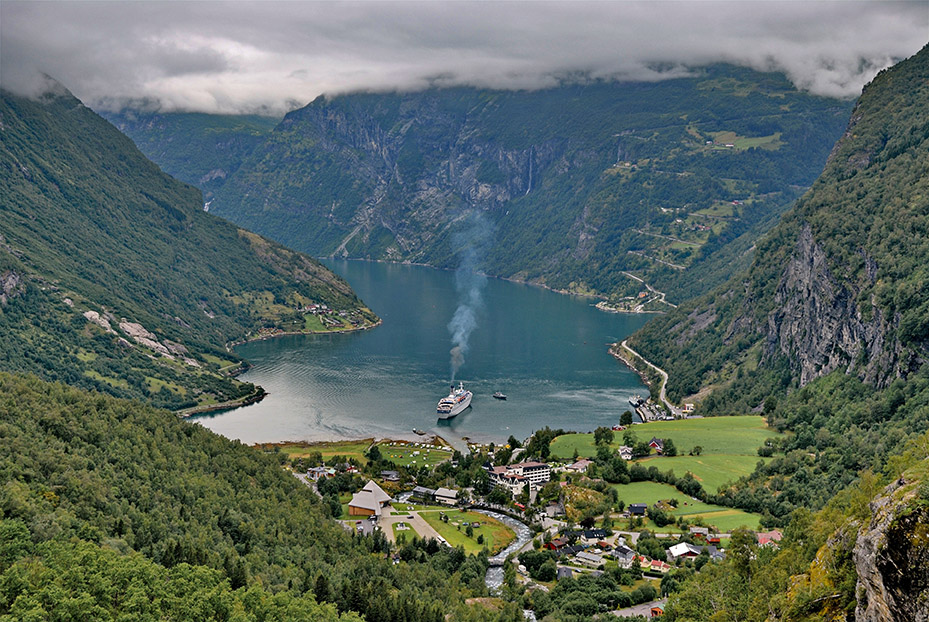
xmin=667 ymin=542 xmax=702 ymax=560
xmin=648 ymin=437 xmax=665 ymax=453
xmin=651 ymin=603 xmax=665 ymax=617
xmin=689 ymin=526 xmax=709 ymax=540
xmin=434 ymin=487 xmax=458 ymax=506
xmin=581 ymin=529 xmax=608 ymax=543
xmin=757 ymin=530 xmax=783 ymax=547
xmin=628 ymin=503 xmax=648 ymax=516
xmin=558 ymin=544 xmax=584 ymax=558
xmin=544 ymin=537 xmax=568 ymax=551
xmin=348 ymin=480 xmax=392 ymax=517
xmin=307 ymin=466 xmax=336 ymax=481
xmin=613 ymin=544 xmax=636 ymax=568
xmin=575 ymin=551 xmax=603 ymax=567
xmin=556 ymin=566 xmax=574 ymax=580
xmin=618 ymin=445 xmax=634 ymax=461
xmin=410 ymin=486 xmax=436 ymax=503
xmin=648 ymin=559 xmax=672 ymax=574
xmin=566 ymin=458 xmax=593 ymax=473
xmin=379 ymin=470 xmax=400 ymax=482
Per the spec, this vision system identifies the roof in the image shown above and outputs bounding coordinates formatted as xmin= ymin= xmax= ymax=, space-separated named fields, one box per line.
xmin=576 ymin=551 xmax=603 ymax=564
xmin=434 ymin=487 xmax=457 ymax=498
xmin=583 ymin=529 xmax=607 ymax=539
xmin=614 ymin=544 xmax=635 ymax=558
xmin=556 ymin=567 xmax=573 ymax=579
xmin=411 ymin=485 xmax=436 ymax=496
xmin=649 ymin=437 xmax=664 ymax=448
xmin=668 ymin=542 xmax=702 ymax=558
xmin=567 ymin=458 xmax=593 ymax=471
xmin=513 ymin=461 xmax=548 ymax=469
xmin=361 ymin=480 xmax=392 ymax=504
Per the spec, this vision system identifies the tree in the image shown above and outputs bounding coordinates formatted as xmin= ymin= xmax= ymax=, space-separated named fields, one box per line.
xmin=690 ymin=445 xmax=703 ymax=456
xmin=663 ymin=438 xmax=678 ymax=457
xmin=633 ymin=441 xmax=652 ymax=458
xmin=621 ymin=411 xmax=633 ymax=427
xmin=594 ymin=426 xmax=614 ymax=446
xmin=366 ymin=444 xmax=382 ymax=462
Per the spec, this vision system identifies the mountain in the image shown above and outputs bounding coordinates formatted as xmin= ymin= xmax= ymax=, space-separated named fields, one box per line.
xmin=109 ymin=65 xmax=853 ymax=304
xmin=103 ymin=109 xmax=278 ymax=203
xmin=0 ymin=82 xmax=377 ymax=412
xmin=626 ymin=45 xmax=929 ymax=520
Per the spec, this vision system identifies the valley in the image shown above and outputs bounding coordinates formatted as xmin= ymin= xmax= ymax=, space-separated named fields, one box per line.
xmin=1 ymin=6 xmax=926 ymax=620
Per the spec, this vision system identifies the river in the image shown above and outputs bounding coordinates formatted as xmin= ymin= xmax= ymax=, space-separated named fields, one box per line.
xmin=195 ymin=260 xmax=652 ymax=445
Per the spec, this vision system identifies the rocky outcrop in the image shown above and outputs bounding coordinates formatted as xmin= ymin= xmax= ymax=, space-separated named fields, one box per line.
xmin=764 ymin=225 xmax=902 ymax=388
xmin=854 ymin=476 xmax=929 ymax=621
xmin=1 ymin=269 xmax=23 ymax=305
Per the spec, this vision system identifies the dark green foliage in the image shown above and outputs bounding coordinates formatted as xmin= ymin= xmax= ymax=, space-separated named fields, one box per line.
xmin=0 ymin=86 xmax=376 ymax=409
xmin=0 ymin=372 xmax=516 ymax=622
xmin=627 ymin=46 xmax=929 ymax=521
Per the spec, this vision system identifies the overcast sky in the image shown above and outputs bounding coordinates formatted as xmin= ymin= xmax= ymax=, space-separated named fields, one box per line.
xmin=1 ymin=1 xmax=926 ymax=115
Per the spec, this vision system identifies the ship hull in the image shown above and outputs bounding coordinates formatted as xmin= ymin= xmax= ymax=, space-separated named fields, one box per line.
xmin=437 ymin=391 xmax=472 ymax=419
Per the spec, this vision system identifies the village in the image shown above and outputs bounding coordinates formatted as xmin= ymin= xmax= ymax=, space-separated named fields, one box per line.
xmin=282 ymin=411 xmax=785 ymax=618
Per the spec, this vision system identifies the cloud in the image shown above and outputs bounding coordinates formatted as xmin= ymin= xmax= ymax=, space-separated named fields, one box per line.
xmin=1 ymin=1 xmax=926 ymax=114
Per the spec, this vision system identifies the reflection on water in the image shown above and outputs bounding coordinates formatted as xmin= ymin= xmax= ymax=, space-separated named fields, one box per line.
xmin=196 ymin=260 xmax=652 ymax=444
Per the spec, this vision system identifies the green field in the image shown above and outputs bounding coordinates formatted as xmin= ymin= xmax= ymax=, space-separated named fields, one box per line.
xmin=377 ymin=442 xmax=452 ymax=468
xmin=635 ymin=454 xmax=768 ymax=493
xmin=260 ymin=439 xmax=374 ymax=464
xmin=419 ymin=510 xmax=515 ymax=554
xmin=610 ymin=481 xmax=761 ymax=532
xmin=550 ymin=415 xmax=780 ymax=460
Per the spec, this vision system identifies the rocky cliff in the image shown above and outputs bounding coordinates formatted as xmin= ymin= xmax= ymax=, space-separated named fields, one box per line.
xmin=631 ymin=45 xmax=929 ymax=405
xmin=196 ymin=65 xmax=850 ymax=301
xmin=854 ymin=471 xmax=929 ymax=621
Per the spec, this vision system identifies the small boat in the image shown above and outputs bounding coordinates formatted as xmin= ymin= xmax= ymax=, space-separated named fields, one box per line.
xmin=492 ymin=392 xmax=507 ymax=400
xmin=413 ymin=428 xmax=426 ymax=435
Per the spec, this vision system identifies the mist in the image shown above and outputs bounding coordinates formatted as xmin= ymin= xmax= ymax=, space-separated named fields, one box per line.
xmin=1 ymin=1 xmax=926 ymax=115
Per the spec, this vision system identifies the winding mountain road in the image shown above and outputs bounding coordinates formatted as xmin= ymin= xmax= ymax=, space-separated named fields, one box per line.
xmin=620 ymin=340 xmax=682 ymax=417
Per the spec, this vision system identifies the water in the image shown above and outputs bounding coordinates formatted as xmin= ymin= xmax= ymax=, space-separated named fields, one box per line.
xmin=195 ymin=260 xmax=651 ymax=444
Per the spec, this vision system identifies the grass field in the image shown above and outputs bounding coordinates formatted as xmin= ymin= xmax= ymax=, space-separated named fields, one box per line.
xmin=377 ymin=442 xmax=453 ymax=468
xmin=635 ymin=454 xmax=767 ymax=493
xmin=550 ymin=416 xmax=780 ymax=460
xmin=419 ymin=510 xmax=515 ymax=554
xmin=260 ymin=439 xmax=374 ymax=464
xmin=609 ymin=481 xmax=761 ymax=532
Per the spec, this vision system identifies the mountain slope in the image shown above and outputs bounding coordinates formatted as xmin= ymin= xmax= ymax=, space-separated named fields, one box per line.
xmin=0 ymin=371 xmax=510 ymax=621
xmin=630 ymin=44 xmax=929 ymax=409
xmin=1 ymin=83 xmax=377 ymax=411
xmin=622 ymin=45 xmax=929 ymax=524
xmin=112 ymin=65 xmax=852 ymax=303
xmin=103 ymin=109 xmax=278 ymax=202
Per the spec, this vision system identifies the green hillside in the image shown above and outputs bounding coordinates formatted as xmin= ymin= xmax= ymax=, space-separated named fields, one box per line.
xmin=628 ymin=45 xmax=929 ymax=520
xmin=0 ymin=372 xmax=513 ymax=621
xmin=0 ymin=84 xmax=377 ymax=411
xmin=103 ymin=109 xmax=278 ymax=200
xmin=111 ymin=65 xmax=852 ymax=304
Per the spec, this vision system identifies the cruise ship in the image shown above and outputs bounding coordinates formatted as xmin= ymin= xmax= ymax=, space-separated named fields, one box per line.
xmin=437 ymin=382 xmax=472 ymax=419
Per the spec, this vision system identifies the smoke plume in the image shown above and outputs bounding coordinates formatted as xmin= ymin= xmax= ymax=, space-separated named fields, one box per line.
xmin=448 ymin=210 xmax=493 ymax=381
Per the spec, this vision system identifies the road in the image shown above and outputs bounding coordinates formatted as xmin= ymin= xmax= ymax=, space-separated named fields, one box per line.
xmin=620 ymin=340 xmax=682 ymax=417
xmin=378 ymin=508 xmax=445 ymax=543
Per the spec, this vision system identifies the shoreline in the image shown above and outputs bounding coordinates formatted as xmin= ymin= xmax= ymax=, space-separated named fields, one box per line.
xmin=324 ymin=256 xmax=668 ymax=315
xmin=224 ymin=318 xmax=383 ymax=351
xmin=177 ymin=386 xmax=268 ymax=418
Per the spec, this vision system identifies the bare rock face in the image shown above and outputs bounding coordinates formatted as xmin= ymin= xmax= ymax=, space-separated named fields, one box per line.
xmin=1 ymin=269 xmax=22 ymax=305
xmin=854 ymin=478 xmax=929 ymax=621
xmin=764 ymin=225 xmax=901 ymax=388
